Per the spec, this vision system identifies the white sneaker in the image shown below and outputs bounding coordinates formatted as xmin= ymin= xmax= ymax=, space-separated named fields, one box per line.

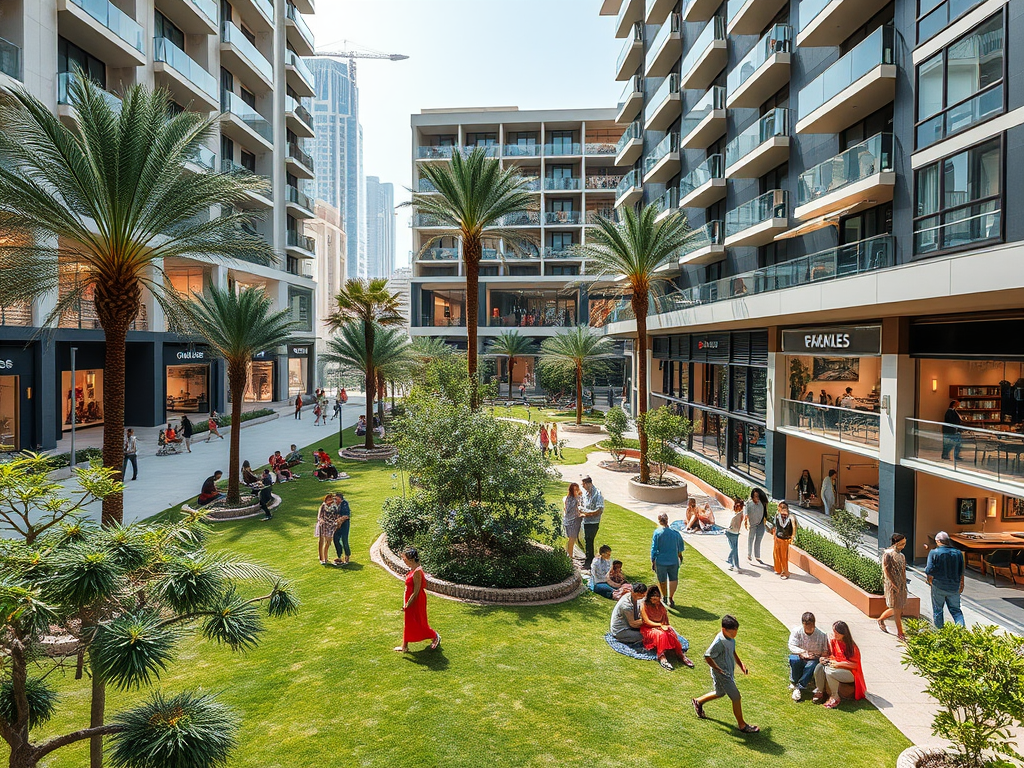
xmin=788 ymin=683 xmax=797 ymax=691
xmin=792 ymin=688 xmax=803 ymax=701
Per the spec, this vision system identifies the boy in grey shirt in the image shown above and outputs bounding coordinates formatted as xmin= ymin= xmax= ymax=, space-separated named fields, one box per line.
xmin=692 ymin=615 xmax=759 ymax=733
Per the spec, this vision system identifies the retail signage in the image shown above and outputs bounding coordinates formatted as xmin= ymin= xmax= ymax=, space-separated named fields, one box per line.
xmin=175 ymin=350 xmax=205 ymax=361
xmin=782 ymin=326 xmax=881 ymax=356
xmin=696 ymin=339 xmax=720 ymax=350
xmin=290 ymin=346 xmax=310 ymax=357
xmin=0 ymin=360 xmax=13 ymax=370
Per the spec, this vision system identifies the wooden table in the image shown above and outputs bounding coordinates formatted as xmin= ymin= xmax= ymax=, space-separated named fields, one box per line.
xmin=949 ymin=532 xmax=1024 ymax=552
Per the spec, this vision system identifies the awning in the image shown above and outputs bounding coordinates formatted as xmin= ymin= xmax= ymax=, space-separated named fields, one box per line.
xmin=773 ymin=213 xmax=841 ymax=241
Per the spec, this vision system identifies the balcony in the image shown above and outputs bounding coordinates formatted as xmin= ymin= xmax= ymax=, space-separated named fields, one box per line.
xmin=286 ymin=141 xmax=315 ymax=179
xmin=616 ymin=23 xmax=644 ymax=80
xmin=586 ymin=142 xmax=617 ymax=156
xmin=679 ymin=16 xmax=727 ymax=91
xmin=644 ymin=73 xmax=681 ymax=132
xmin=726 ymin=25 xmax=792 ymax=109
xmin=724 ymin=108 xmax=789 ymax=179
xmin=285 ymin=3 xmax=315 ymax=56
xmin=615 ymin=169 xmax=642 ymax=209
xmin=645 ymin=12 xmax=682 ymax=78
xmin=184 ymin=144 xmax=217 ymax=172
xmin=680 ymin=86 xmax=726 ymax=149
xmin=221 ymin=159 xmax=271 ymax=209
xmin=796 ymin=26 xmax=895 ymax=135
xmin=643 ymin=132 xmax=680 ymax=184
xmin=543 ymin=247 xmax=582 ymax=260
xmin=545 ymin=211 xmax=583 ymax=226
xmin=799 ymin=0 xmax=891 ymax=47
xmin=586 ymin=209 xmax=618 ymax=225
xmin=502 ymin=211 xmax=542 ymax=226
xmin=616 ymin=75 xmax=644 ymax=124
xmin=544 ymin=142 xmax=582 ymax=157
xmin=57 ymin=72 xmax=121 ymax=123
xmin=602 ymin=0 xmax=625 ymax=13
xmin=657 ymin=234 xmax=894 ymax=311
xmin=903 ymin=420 xmax=1024 ymax=494
xmin=679 ymin=154 xmax=726 ymax=209
xmin=220 ymin=21 xmax=273 ymax=91
xmin=795 ymin=133 xmax=895 ymax=221
xmin=57 ymin=0 xmax=145 ymax=67
xmin=233 ymin=0 xmax=273 ymax=32
xmin=285 ymin=95 xmax=314 ymax=138
xmin=156 ymin=0 xmax=218 ymax=34
xmin=615 ymin=0 xmax=644 ymax=37
xmin=615 ymin=121 xmax=643 ymax=166
xmin=419 ymin=247 xmax=459 ymax=262
xmin=586 ymin=174 xmax=623 ymax=191
xmin=724 ymin=190 xmax=788 ymax=247
xmin=285 ymin=230 xmax=315 ymax=258
xmin=728 ymin=0 xmax=788 ymax=35
xmin=0 ymin=38 xmax=22 ymax=81
xmin=417 ymin=145 xmax=455 ymax=161
xmin=683 ymin=0 xmax=722 ymax=22
xmin=544 ymin=176 xmax=582 ymax=191
xmin=654 ymin=186 xmax=679 ymax=221
xmin=220 ymin=90 xmax=272 ymax=150
xmin=521 ymin=177 xmax=542 ymax=192
xmin=465 ymin=144 xmax=500 ymax=157
xmin=153 ymin=37 xmax=219 ymax=111
xmin=646 ymin=0 xmax=675 ymax=23
xmin=781 ymin=400 xmax=880 ymax=450
xmin=285 ymin=50 xmax=315 ymax=97
xmin=504 ymin=143 xmax=541 ymax=157
xmin=285 ymin=184 xmax=314 ymax=218
xmin=412 ymin=213 xmax=447 ymax=228
xmin=679 ymin=220 xmax=726 ymax=265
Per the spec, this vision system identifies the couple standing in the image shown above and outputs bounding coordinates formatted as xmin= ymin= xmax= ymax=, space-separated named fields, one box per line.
xmin=562 ymin=476 xmax=604 ymax=568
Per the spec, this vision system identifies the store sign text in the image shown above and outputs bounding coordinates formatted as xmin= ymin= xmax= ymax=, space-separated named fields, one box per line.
xmin=781 ymin=326 xmax=882 ymax=356
xmin=697 ymin=340 xmax=720 ymax=350
xmin=0 ymin=359 xmax=13 ymax=369
xmin=803 ymin=333 xmax=850 ymax=350
xmin=176 ymin=350 xmax=205 ymax=361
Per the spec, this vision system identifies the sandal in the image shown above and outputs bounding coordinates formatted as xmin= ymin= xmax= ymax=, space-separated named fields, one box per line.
xmin=877 ymin=620 xmax=889 ymax=634
xmin=823 ymin=698 xmax=841 ymax=709
xmin=430 ymin=632 xmax=441 ymax=650
xmin=681 ymin=655 xmax=695 ymax=668
xmin=659 ymin=657 xmax=674 ymax=671
xmin=739 ymin=724 xmax=760 ymax=734
xmin=692 ymin=698 xmax=706 ymax=719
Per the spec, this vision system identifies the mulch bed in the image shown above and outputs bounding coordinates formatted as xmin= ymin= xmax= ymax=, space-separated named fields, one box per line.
xmin=599 ymin=460 xmax=641 ymax=473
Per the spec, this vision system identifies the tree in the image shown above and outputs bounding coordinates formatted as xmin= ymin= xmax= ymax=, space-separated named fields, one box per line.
xmin=0 ymin=75 xmax=275 ymax=526
xmin=184 ymin=286 xmax=296 ymax=505
xmin=580 ymin=205 xmax=697 ymax=482
xmin=0 ymin=508 xmax=298 ymax=768
xmin=637 ymin=406 xmax=692 ymax=484
xmin=408 ymin=336 xmax=457 ymax=379
xmin=486 ymin=331 xmax=536 ymax=399
xmin=404 ymin=148 xmax=535 ymax=389
xmin=538 ymin=326 xmax=617 ymax=425
xmin=325 ymin=279 xmax=404 ymax=449
xmin=604 ymin=407 xmax=630 ymax=467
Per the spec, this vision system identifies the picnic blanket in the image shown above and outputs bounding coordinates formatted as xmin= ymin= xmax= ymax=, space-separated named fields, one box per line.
xmin=604 ymin=631 xmax=689 ymax=660
xmin=670 ymin=520 xmax=725 ymax=536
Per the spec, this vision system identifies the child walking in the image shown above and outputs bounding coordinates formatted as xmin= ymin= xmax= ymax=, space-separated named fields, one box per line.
xmin=692 ymin=615 xmax=759 ymax=734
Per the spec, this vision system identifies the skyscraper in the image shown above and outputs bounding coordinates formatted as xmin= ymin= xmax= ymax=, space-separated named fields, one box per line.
xmin=366 ymin=176 xmax=396 ymax=278
xmin=307 ymin=57 xmax=366 ymax=280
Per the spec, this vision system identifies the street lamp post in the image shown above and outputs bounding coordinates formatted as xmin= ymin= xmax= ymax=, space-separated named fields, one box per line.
xmin=69 ymin=346 xmax=77 ymax=468
xmin=338 ymin=397 xmax=344 ymax=451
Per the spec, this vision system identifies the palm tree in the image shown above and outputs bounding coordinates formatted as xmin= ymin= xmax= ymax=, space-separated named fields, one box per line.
xmin=404 ymin=148 xmax=535 ymax=387
xmin=0 ymin=75 xmax=275 ymax=525
xmin=579 ymin=204 xmax=696 ymax=482
xmin=486 ymin=331 xmax=536 ymax=400
xmin=325 ymin=279 xmax=404 ymax=450
xmin=539 ymin=326 xmax=617 ymax=426
xmin=184 ymin=286 xmax=295 ymax=505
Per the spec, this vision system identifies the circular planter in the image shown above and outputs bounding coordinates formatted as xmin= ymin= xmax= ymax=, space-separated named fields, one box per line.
xmin=340 ymin=445 xmax=397 ymax=461
xmin=628 ymin=477 xmax=688 ymax=504
xmin=182 ymin=494 xmax=281 ymax=522
xmin=561 ymin=423 xmax=603 ymax=434
xmin=598 ymin=459 xmax=641 ymax=473
xmin=896 ymin=746 xmax=949 ymax=768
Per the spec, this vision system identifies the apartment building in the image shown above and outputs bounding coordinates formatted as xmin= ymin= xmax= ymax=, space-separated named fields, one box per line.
xmin=388 ymin=266 xmax=412 ymax=324
xmin=0 ymin=0 xmax=317 ymax=448
xmin=409 ymin=106 xmax=629 ymax=390
xmin=308 ymin=200 xmax=346 ymax=355
xmin=366 ymin=175 xmax=396 ymax=279
xmin=599 ymin=0 xmax=1024 ymax=561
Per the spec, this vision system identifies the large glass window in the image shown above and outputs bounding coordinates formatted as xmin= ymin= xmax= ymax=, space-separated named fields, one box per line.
xmin=692 ymin=407 xmax=727 ymax=464
xmin=0 ymin=376 xmax=19 ymax=451
xmin=288 ymin=287 xmax=313 ymax=332
xmin=422 ymin=289 xmax=466 ymax=327
xmin=916 ymin=13 xmax=1004 ymax=149
xmin=489 ymin=290 xmax=577 ymax=327
xmin=914 ymin=138 xmax=1001 ymax=255
xmin=244 ymin=360 xmax=274 ymax=402
xmin=731 ymin=366 xmax=748 ymax=412
xmin=730 ymin=420 xmax=766 ymax=481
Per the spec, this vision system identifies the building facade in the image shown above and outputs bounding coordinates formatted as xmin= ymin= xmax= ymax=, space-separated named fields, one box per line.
xmin=366 ymin=175 xmax=396 ymax=278
xmin=308 ymin=200 xmax=346 ymax=352
xmin=388 ymin=266 xmax=412 ymax=324
xmin=600 ymin=0 xmax=1024 ymax=559
xmin=307 ymin=57 xmax=366 ymax=281
xmin=0 ymin=0 xmax=317 ymax=449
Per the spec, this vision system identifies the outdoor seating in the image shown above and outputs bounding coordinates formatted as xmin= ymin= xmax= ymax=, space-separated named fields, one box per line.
xmin=985 ymin=550 xmax=1014 ymax=585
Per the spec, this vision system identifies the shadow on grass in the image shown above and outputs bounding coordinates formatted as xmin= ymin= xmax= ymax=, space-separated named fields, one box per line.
xmin=402 ymin=647 xmax=450 ymax=671
xmin=700 ymin=718 xmax=785 ymax=756
xmin=672 ymin=604 xmax=719 ymax=622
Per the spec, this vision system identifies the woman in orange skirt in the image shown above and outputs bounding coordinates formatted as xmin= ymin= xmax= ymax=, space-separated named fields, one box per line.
xmin=395 ymin=546 xmax=441 ymax=653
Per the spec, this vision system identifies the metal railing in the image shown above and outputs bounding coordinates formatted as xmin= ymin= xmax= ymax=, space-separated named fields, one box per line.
xmin=222 ymin=90 xmax=272 ymax=142
xmin=502 ymin=211 xmax=542 ymax=226
xmin=728 ymin=25 xmax=792 ymax=94
xmin=67 ymin=0 xmax=144 ymax=53
xmin=799 ymin=26 xmax=894 ymax=119
xmin=724 ymin=108 xmax=788 ymax=169
xmin=586 ymin=174 xmax=624 ymax=190
xmin=680 ymin=85 xmax=725 ymax=143
xmin=286 ymin=230 xmax=315 ymax=253
xmin=725 ymin=189 xmax=787 ymax=238
xmin=221 ymin=21 xmax=273 ymax=81
xmin=288 ymin=141 xmax=314 ymax=170
xmin=0 ymin=304 xmax=31 ymax=327
xmin=905 ymin=419 xmax=1024 ymax=488
xmin=797 ymin=133 xmax=893 ymax=206
xmin=616 ymin=121 xmax=642 ymax=156
xmin=679 ymin=153 xmax=723 ymax=197
xmin=154 ymin=37 xmax=218 ymax=98
xmin=545 ymin=210 xmax=582 ymax=225
xmin=782 ymin=399 xmax=880 ymax=448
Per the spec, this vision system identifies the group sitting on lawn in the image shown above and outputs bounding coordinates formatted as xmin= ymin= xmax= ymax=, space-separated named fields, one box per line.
xmin=269 ymin=451 xmax=297 ymax=482
xmin=788 ymin=611 xmax=866 ymax=709
xmin=684 ymin=498 xmax=717 ymax=532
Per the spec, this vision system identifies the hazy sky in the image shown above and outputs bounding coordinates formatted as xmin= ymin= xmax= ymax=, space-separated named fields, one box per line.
xmin=307 ymin=0 xmax=623 ymax=267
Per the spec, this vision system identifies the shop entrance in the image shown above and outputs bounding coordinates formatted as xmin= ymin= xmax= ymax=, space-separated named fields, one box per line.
xmin=786 ymin=435 xmax=880 ymax=530
xmin=245 ymin=360 xmax=275 ymax=402
xmin=165 ymin=364 xmax=210 ymax=414
xmin=62 ymin=368 xmax=103 ymax=431
xmin=0 ymin=376 xmax=19 ymax=451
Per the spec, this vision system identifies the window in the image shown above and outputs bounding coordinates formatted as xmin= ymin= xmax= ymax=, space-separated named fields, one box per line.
xmin=914 ymin=137 xmax=1001 ymax=255
xmin=916 ymin=13 xmax=1004 ymax=149
xmin=730 ymin=420 xmax=766 ymax=481
xmin=240 ymin=150 xmax=256 ymax=173
xmin=58 ymin=38 xmax=106 ymax=86
xmin=240 ymin=86 xmax=256 ymax=108
xmin=288 ymin=287 xmax=312 ymax=331
xmin=547 ymin=164 xmax=574 ymax=180
xmin=546 ymin=265 xmax=579 ymax=275
xmin=548 ymin=130 xmax=577 ymax=153
xmin=731 ymin=366 xmax=749 ymax=412
xmin=547 ymin=232 xmax=576 ymax=250
xmin=154 ymin=12 xmax=185 ymax=49
xmin=918 ymin=0 xmax=984 ymax=43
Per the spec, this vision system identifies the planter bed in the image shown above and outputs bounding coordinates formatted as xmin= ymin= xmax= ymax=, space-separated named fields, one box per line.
xmin=617 ymin=448 xmax=734 ymax=508
xmin=561 ymin=423 xmax=603 ymax=434
xmin=340 ymin=445 xmax=397 ymax=461
xmin=628 ymin=477 xmax=688 ymax=504
xmin=182 ymin=493 xmax=281 ymax=522
xmin=598 ymin=459 xmax=641 ymax=473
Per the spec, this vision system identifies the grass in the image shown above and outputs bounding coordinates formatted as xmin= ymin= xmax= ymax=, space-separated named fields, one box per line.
xmin=487 ymin=404 xmax=604 ymax=424
xmin=32 ymin=426 xmax=910 ymax=768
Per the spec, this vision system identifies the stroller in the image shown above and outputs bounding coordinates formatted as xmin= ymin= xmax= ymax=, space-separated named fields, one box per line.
xmin=156 ymin=430 xmax=182 ymax=456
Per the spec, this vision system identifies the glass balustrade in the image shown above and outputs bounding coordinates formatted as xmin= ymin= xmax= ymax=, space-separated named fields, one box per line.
xmin=521 ymin=177 xmax=542 ymax=191
xmin=285 ymin=95 xmax=312 ymax=125
xmin=680 ymin=219 xmax=724 ymax=254
xmin=286 ymin=50 xmax=313 ymax=86
xmin=645 ymin=73 xmax=680 ymax=122
xmin=186 ymin=144 xmax=216 ymax=170
xmin=417 ymin=145 xmax=455 ymax=159
xmin=646 ymin=12 xmax=681 ymax=70
xmin=285 ymin=3 xmax=314 ymax=48
xmin=656 ymin=186 xmax=679 ymax=215
xmin=544 ymin=142 xmax=582 ymax=156
xmin=797 ymin=133 xmax=893 ymax=206
xmin=57 ymin=72 xmax=121 ymax=110
xmin=502 ymin=212 xmax=542 ymax=226
xmin=724 ymin=108 xmax=788 ymax=169
xmin=725 ymin=190 xmax=787 ymax=238
xmin=781 ymin=400 xmax=880 ymax=448
xmin=417 ymin=178 xmax=437 ymax=193
xmin=154 ymin=37 xmax=218 ymax=98
xmin=544 ymin=176 xmax=582 ymax=190
xmin=616 ymin=121 xmax=642 ymax=155
xmin=679 ymin=154 xmax=723 ymax=196
xmin=798 ymin=26 xmax=894 ymax=119
xmin=905 ymin=419 xmax=1024 ymax=487
xmin=412 ymin=213 xmax=446 ymax=227
xmin=680 ymin=86 xmax=725 ymax=141
xmin=464 ymin=144 xmax=500 ymax=157
xmin=420 ymin=248 xmax=459 ymax=261
xmin=586 ymin=209 xmax=617 ymax=224
xmin=286 ymin=230 xmax=315 ymax=252
xmin=544 ymin=210 xmax=582 ymax=225
xmin=252 ymin=0 xmax=273 ymax=20
xmin=0 ymin=37 xmax=22 ymax=80
xmin=286 ymin=185 xmax=313 ymax=211
xmin=222 ymin=90 xmax=272 ymax=142
xmin=617 ymin=22 xmax=643 ymax=72
xmin=680 ymin=17 xmax=725 ymax=78
xmin=221 ymin=21 xmax=273 ymax=82
xmin=288 ymin=141 xmax=314 ymax=170
xmin=67 ymin=0 xmax=144 ymax=53
xmin=644 ymin=132 xmax=679 ymax=173
xmin=544 ymin=247 xmax=580 ymax=259
xmin=800 ymin=0 xmax=832 ymax=31
xmin=618 ymin=75 xmax=643 ymax=112
xmin=504 ymin=143 xmax=540 ymax=157
xmin=190 ymin=0 xmax=218 ymax=23
xmin=616 ymin=169 xmax=640 ymax=198
xmin=727 ymin=25 xmax=792 ymax=94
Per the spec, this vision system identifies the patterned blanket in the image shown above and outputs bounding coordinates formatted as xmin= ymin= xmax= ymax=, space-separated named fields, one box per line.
xmin=670 ymin=520 xmax=725 ymax=536
xmin=604 ymin=631 xmax=689 ymax=660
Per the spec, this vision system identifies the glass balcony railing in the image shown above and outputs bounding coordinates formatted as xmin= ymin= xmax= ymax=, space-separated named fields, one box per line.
xmin=797 ymin=133 xmax=893 ymax=207
xmin=285 ymin=3 xmax=314 ymax=49
xmin=502 ymin=211 xmax=542 ymax=226
xmin=284 ymin=95 xmax=312 ymax=126
xmin=0 ymin=37 xmax=22 ymax=80
xmin=417 ymin=178 xmax=437 ymax=193
xmin=679 ymin=154 xmax=724 ymax=197
xmin=222 ymin=90 xmax=272 ymax=142
xmin=800 ymin=0 xmax=832 ymax=31
xmin=412 ymin=213 xmax=446 ymax=227
xmin=286 ymin=50 xmax=313 ymax=86
xmin=586 ymin=209 xmax=617 ymax=224
xmin=905 ymin=419 xmax=1024 ymax=488
xmin=586 ymin=142 xmax=617 ymax=155
xmin=679 ymin=86 xmax=726 ymax=140
xmin=617 ymin=22 xmax=643 ymax=72
xmin=725 ymin=189 xmax=787 ymax=238
xmin=680 ymin=16 xmax=725 ymax=79
xmin=420 ymin=247 xmax=459 ymax=261
xmin=154 ymin=37 xmax=218 ymax=99
xmin=57 ymin=72 xmax=122 ymax=110
xmin=545 ymin=210 xmax=582 ymax=225
xmin=221 ymin=21 xmax=273 ymax=82
xmin=618 ymin=75 xmax=643 ymax=112
xmin=782 ymin=400 xmax=880 ymax=448
xmin=221 ymin=159 xmax=269 ymax=196
xmin=417 ymin=145 xmax=455 ymax=160
xmin=616 ymin=169 xmax=640 ymax=198
xmin=288 ymin=141 xmax=314 ymax=170
xmin=727 ymin=25 xmax=792 ymax=94
xmin=465 ymin=144 xmax=500 ymax=157
xmin=655 ymin=186 xmax=679 ymax=215
xmin=645 ymin=73 xmax=680 ymax=122
xmin=521 ymin=177 xmax=542 ymax=191
xmin=657 ymin=234 xmax=894 ymax=311
xmin=724 ymin=108 xmax=788 ymax=169
xmin=67 ymin=0 xmax=145 ymax=53
xmin=799 ymin=26 xmax=894 ymax=120
xmin=616 ymin=121 xmax=642 ymax=155
xmin=190 ymin=0 xmax=218 ymax=23
xmin=646 ymin=12 xmax=681 ymax=70
xmin=286 ymin=184 xmax=313 ymax=211
xmin=286 ymin=230 xmax=315 ymax=252
xmin=644 ymin=132 xmax=679 ymax=173
xmin=586 ymin=174 xmax=624 ymax=190
xmin=544 ymin=176 xmax=582 ymax=191
xmin=544 ymin=246 xmax=580 ymax=259
xmin=504 ymin=143 xmax=541 ymax=157
xmin=544 ymin=142 xmax=582 ymax=156
xmin=682 ymin=219 xmax=724 ymax=254
xmin=186 ymin=144 xmax=216 ymax=170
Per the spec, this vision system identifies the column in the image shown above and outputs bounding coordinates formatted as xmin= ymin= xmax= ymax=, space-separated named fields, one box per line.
xmin=764 ymin=326 xmax=787 ymax=499
xmin=878 ymin=317 xmax=916 ymax=550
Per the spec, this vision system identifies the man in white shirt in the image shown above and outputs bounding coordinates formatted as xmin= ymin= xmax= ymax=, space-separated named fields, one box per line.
xmin=580 ymin=476 xmax=605 ymax=569
xmin=122 ymin=428 xmax=138 ymax=481
xmin=788 ymin=611 xmax=829 ymax=700
xmin=839 ymin=387 xmax=855 ymax=409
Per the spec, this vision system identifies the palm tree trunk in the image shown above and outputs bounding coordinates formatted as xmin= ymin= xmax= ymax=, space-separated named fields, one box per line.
xmin=364 ymin=322 xmax=375 ymax=450
xmin=464 ymin=235 xmax=481 ymax=405
xmin=575 ymin=362 xmax=583 ymax=426
xmin=226 ymin=360 xmax=247 ymax=505
xmin=89 ymin=656 xmax=105 ymax=768
xmin=376 ymin=371 xmax=385 ymax=424
xmin=633 ymin=295 xmax=650 ymax=484
xmin=99 ymin=319 xmax=128 ymax=526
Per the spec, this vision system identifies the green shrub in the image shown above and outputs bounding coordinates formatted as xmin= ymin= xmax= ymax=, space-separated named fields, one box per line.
xmin=379 ymin=495 xmax=432 ymax=548
xmin=828 ymin=506 xmax=870 ymax=550
xmin=191 ymin=408 xmax=275 ymax=434
xmin=794 ymin=528 xmax=883 ymax=594
xmin=47 ymin=447 xmax=104 ymax=469
xmin=603 ymin=408 xmax=629 ymax=465
xmin=421 ymin=544 xmax=574 ymax=589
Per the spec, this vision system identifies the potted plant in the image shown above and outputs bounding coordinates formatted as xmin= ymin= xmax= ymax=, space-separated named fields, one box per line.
xmin=628 ymin=406 xmax=691 ymax=503
xmin=789 ymin=358 xmax=812 ymax=401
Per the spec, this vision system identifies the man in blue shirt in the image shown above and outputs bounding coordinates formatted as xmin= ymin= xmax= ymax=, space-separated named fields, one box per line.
xmin=651 ymin=513 xmax=685 ymax=607
xmin=924 ymin=531 xmax=965 ymax=629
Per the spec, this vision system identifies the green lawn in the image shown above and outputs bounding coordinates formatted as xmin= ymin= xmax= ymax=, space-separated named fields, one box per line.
xmin=33 ymin=427 xmax=909 ymax=768
xmin=487 ymin=404 xmax=604 ymax=425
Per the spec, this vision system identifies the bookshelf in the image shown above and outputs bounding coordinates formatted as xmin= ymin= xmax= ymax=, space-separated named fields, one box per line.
xmin=949 ymin=385 xmax=1003 ymax=426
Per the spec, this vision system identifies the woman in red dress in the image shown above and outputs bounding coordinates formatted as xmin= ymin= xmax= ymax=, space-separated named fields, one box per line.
xmin=395 ymin=547 xmax=441 ymax=653
xmin=639 ymin=585 xmax=693 ymax=671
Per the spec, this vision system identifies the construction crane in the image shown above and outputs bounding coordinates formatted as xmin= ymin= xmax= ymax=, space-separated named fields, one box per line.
xmin=314 ymin=40 xmax=409 ymax=63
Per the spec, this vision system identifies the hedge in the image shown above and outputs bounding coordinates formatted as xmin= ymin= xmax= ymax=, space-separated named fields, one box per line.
xmin=191 ymin=408 xmax=276 ymax=434
xmin=47 ymin=447 xmax=104 ymax=468
xmin=793 ymin=528 xmax=884 ymax=594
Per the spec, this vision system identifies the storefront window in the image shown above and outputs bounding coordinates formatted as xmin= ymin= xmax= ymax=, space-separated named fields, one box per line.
xmin=731 ymin=367 xmax=748 ymax=412
xmin=288 ymin=357 xmax=307 ymax=397
xmin=750 ymin=367 xmax=768 ymax=415
xmin=0 ymin=376 xmax=19 ymax=450
xmin=62 ymin=369 xmax=103 ymax=431
xmin=288 ymin=287 xmax=313 ymax=333
xmin=166 ymin=364 xmax=210 ymax=413
xmin=730 ymin=420 xmax=766 ymax=481
xmin=422 ymin=289 xmax=466 ymax=328
xmin=691 ymin=406 xmax=727 ymax=464
xmin=489 ymin=290 xmax=577 ymax=328
xmin=245 ymin=360 xmax=274 ymax=402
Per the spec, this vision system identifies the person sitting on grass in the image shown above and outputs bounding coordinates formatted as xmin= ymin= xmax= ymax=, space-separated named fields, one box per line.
xmin=197 ymin=471 xmax=223 ymax=506
xmin=269 ymin=451 xmax=295 ymax=483
xmin=590 ymin=545 xmax=616 ymax=598
xmin=355 ymin=415 xmax=367 ymax=436
xmin=609 ymin=582 xmax=647 ymax=645
xmin=608 ymin=560 xmax=631 ymax=599
xmin=284 ymin=444 xmax=303 ymax=467
xmin=692 ymin=615 xmax=759 ymax=734
xmin=812 ymin=620 xmax=867 ymax=709
xmin=241 ymin=460 xmax=261 ymax=488
xmin=313 ymin=448 xmax=340 ymax=481
xmin=639 ymin=585 xmax=694 ymax=671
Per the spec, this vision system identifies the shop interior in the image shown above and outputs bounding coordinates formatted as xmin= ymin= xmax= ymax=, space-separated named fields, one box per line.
xmin=244 ymin=360 xmax=274 ymax=402
xmin=165 ymin=364 xmax=210 ymax=414
xmin=786 ymin=354 xmax=881 ymax=409
xmin=0 ymin=375 xmax=19 ymax=450
xmin=62 ymin=369 xmax=103 ymax=431
xmin=423 ymin=290 xmax=466 ymax=328
xmin=917 ymin=359 xmax=1024 ymax=429
xmin=288 ymin=357 xmax=307 ymax=398
xmin=785 ymin=434 xmax=880 ymax=529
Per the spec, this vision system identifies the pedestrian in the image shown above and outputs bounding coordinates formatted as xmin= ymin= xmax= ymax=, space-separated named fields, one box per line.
xmin=650 ymin=513 xmax=684 ymax=607
xmin=180 ymin=414 xmax=193 ymax=453
xmin=313 ymin=401 xmax=322 ymax=426
xmin=579 ymin=475 xmax=605 ymax=569
xmin=549 ymin=422 xmax=561 ymax=459
xmin=519 ymin=382 xmax=526 ymax=399
xmin=331 ymin=399 xmax=341 ymax=421
xmin=394 ymin=546 xmax=441 ymax=653
xmin=315 ymin=493 xmax=341 ymax=565
xmin=724 ymin=497 xmax=744 ymax=572
xmin=562 ymin=482 xmax=584 ymax=559
xmin=924 ymin=531 xmax=965 ymax=629
xmin=744 ymin=487 xmax=768 ymax=564
xmin=692 ymin=615 xmax=759 ymax=734
xmin=339 ymin=386 xmax=348 ymax=404
xmin=539 ymin=423 xmax=549 ymax=457
xmin=332 ymin=493 xmax=351 ymax=565
xmin=767 ymin=500 xmax=797 ymax=579
xmin=122 ymin=428 xmax=138 ymax=481
xmin=821 ymin=468 xmax=837 ymax=515
xmin=258 ymin=472 xmax=274 ymax=521
xmin=205 ymin=411 xmax=224 ymax=442
xmin=294 ymin=394 xmax=303 ymax=420
xmin=878 ymin=533 xmax=909 ymax=641
xmin=941 ymin=401 xmax=964 ymax=460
